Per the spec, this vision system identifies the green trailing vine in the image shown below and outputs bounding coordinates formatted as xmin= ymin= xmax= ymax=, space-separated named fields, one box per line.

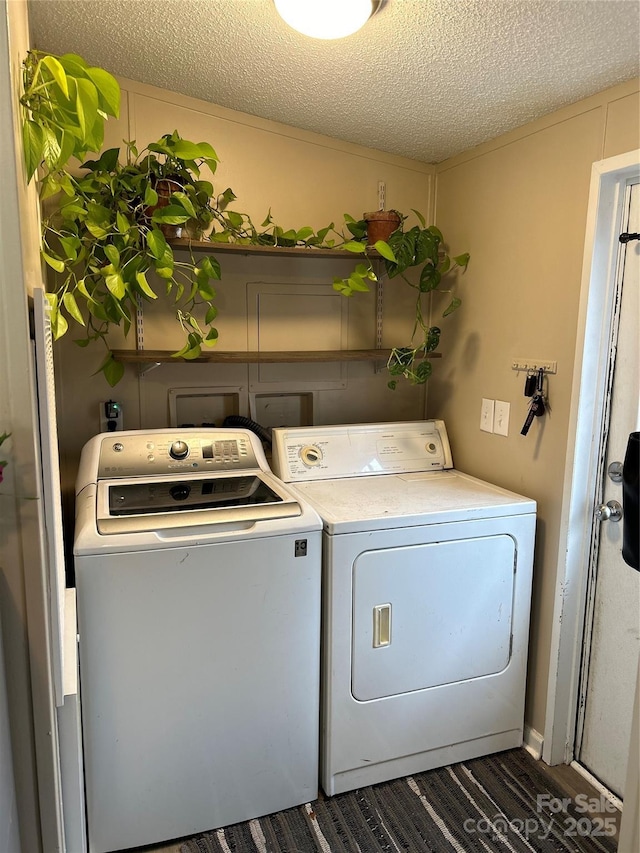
xmin=21 ymin=49 xmax=469 ymax=389
xmin=333 ymin=210 xmax=469 ymax=388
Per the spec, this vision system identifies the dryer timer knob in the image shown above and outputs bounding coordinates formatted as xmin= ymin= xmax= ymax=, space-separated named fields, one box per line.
xmin=169 ymin=440 xmax=189 ymax=460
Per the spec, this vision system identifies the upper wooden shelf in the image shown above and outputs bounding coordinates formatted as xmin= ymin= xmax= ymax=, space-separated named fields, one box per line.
xmin=169 ymin=238 xmax=378 ymax=260
xmin=112 ymin=349 xmax=442 ymax=364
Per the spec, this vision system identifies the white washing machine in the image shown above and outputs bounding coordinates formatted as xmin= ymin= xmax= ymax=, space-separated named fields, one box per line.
xmin=74 ymin=428 xmax=322 ymax=853
xmin=271 ymin=420 xmax=536 ymax=796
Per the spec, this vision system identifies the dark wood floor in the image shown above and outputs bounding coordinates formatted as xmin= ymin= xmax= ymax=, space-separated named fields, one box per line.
xmin=130 ymin=750 xmax=623 ymax=853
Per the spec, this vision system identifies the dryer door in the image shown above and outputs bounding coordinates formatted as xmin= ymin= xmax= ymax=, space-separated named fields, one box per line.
xmin=351 ymin=535 xmax=515 ymax=701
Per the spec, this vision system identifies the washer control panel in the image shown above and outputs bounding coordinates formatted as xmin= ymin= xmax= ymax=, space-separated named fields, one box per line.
xmin=95 ymin=430 xmax=260 ymax=479
xmin=272 ymin=420 xmax=453 ymax=482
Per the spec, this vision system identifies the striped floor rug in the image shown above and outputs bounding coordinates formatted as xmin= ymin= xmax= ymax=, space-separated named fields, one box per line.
xmin=180 ymin=749 xmax=618 ymax=853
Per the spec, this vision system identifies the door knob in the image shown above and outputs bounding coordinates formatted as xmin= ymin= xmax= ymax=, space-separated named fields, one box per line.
xmin=595 ymin=500 xmax=623 ymax=522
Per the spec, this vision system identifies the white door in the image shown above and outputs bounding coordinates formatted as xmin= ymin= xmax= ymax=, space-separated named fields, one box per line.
xmin=576 ymin=181 xmax=640 ymax=797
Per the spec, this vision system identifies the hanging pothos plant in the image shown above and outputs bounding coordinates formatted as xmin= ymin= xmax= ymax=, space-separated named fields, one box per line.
xmin=20 ymin=50 xmax=338 ymax=385
xmin=21 ymin=49 xmax=469 ymax=389
xmin=334 ymin=210 xmax=469 ymax=388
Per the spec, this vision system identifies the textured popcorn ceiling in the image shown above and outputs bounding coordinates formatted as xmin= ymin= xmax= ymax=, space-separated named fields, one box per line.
xmin=28 ymin=0 xmax=640 ymax=163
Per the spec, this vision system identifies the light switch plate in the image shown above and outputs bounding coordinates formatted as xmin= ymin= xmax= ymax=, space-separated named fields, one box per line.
xmin=494 ymin=400 xmax=510 ymax=436
xmin=480 ymin=398 xmax=494 ymax=433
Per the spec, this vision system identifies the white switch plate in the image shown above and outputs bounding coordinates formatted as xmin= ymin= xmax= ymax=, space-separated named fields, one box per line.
xmin=493 ymin=400 xmax=510 ymax=436
xmin=480 ymin=398 xmax=494 ymax=433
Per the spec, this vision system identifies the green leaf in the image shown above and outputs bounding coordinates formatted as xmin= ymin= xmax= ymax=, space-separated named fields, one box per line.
xmin=226 ymin=211 xmax=244 ymax=229
xmin=196 ymin=273 xmax=216 ymax=301
xmin=86 ymin=201 xmax=112 ymax=237
xmin=172 ymin=191 xmax=197 ymax=219
xmin=85 ymin=66 xmax=121 ymax=117
xmin=52 ymin=310 xmax=69 ymax=340
xmin=343 ymin=241 xmax=367 ymax=254
xmin=59 ymin=236 xmax=80 ymax=260
xmin=347 ymin=273 xmax=370 ymax=292
xmin=41 ymin=250 xmax=65 ymax=273
xmin=104 ymin=245 xmax=120 ymax=267
xmin=204 ymin=327 xmax=219 ymax=343
xmin=419 ymin=264 xmax=441 ymax=292
xmin=425 ymin=326 xmax=441 ymax=352
xmin=75 ymin=77 xmax=99 ymax=144
xmin=415 ymin=360 xmax=433 ymax=383
xmin=373 ymin=240 xmax=396 ymax=262
xmin=135 ymin=271 xmax=158 ymax=299
xmin=42 ymin=55 xmax=69 ymax=97
xmin=62 ymin=291 xmax=85 ymax=325
xmin=295 ymin=226 xmax=314 ymax=242
xmin=151 ymin=205 xmax=190 ymax=225
xmin=199 ymin=255 xmax=221 ymax=280
xmin=452 ymin=252 xmax=470 ymax=269
xmin=411 ymin=208 xmax=426 ymax=228
xmin=97 ymin=352 xmax=125 ymax=387
xmin=427 ymin=225 xmax=444 ymax=242
xmin=442 ymin=296 xmax=462 ymax=317
xmin=205 ymin=305 xmax=218 ymax=324
xmin=23 ymin=120 xmax=44 ymax=182
xmin=144 ymin=185 xmax=159 ymax=206
xmin=58 ymin=53 xmax=89 ymax=74
xmin=171 ymin=140 xmax=211 ymax=161
xmin=154 ymin=246 xmax=174 ymax=279
xmin=105 ymin=271 xmax=125 ymax=299
xmin=146 ymin=228 xmax=167 ymax=260
xmin=41 ymin=127 xmax=62 ymax=170
xmin=116 ymin=212 xmax=130 ymax=234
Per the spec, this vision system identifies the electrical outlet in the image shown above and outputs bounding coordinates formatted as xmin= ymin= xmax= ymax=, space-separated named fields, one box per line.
xmin=99 ymin=400 xmax=123 ymax=432
xmin=493 ymin=400 xmax=510 ymax=436
xmin=480 ymin=398 xmax=494 ymax=433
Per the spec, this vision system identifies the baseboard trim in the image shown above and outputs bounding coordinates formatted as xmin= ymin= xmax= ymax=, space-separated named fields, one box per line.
xmin=570 ymin=761 xmax=623 ymax=811
xmin=523 ymin=725 xmax=544 ymax=760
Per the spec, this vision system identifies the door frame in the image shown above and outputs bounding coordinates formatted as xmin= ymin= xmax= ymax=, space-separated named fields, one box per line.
xmin=543 ymin=149 xmax=640 ymax=767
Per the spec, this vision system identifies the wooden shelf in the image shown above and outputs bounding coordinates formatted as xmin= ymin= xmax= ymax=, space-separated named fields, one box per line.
xmin=112 ymin=349 xmax=442 ymax=365
xmin=169 ymin=238 xmax=379 ymax=260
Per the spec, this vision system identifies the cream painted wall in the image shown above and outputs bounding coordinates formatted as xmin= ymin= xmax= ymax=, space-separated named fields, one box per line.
xmin=432 ymin=79 xmax=640 ymax=737
xmin=54 ymin=78 xmax=439 ymax=529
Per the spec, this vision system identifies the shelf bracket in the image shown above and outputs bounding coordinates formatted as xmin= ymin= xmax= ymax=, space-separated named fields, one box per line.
xmin=139 ymin=362 xmax=162 ymax=378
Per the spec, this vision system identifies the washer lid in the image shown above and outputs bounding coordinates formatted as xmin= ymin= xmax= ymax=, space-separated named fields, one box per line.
xmin=290 ymin=470 xmax=536 ymax=534
xmin=95 ymin=471 xmax=302 ymax=535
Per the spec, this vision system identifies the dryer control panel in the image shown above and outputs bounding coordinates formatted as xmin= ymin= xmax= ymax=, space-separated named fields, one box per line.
xmin=272 ymin=420 xmax=453 ymax=482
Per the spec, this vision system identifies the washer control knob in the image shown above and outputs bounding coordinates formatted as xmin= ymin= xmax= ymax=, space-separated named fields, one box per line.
xmin=300 ymin=445 xmax=323 ymax=466
xmin=169 ymin=440 xmax=189 ymax=460
xmin=426 ymin=441 xmax=438 ymax=454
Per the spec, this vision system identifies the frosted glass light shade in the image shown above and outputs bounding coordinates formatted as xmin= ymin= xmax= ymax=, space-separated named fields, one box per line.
xmin=274 ymin=0 xmax=378 ymax=40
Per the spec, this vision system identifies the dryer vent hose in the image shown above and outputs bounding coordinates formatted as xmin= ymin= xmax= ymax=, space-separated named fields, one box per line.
xmin=222 ymin=416 xmax=272 ymax=446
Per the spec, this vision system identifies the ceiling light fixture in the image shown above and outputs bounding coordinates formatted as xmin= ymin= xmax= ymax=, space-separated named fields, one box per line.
xmin=274 ymin=0 xmax=381 ymax=40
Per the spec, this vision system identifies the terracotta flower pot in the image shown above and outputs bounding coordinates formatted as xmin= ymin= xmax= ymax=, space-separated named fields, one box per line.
xmin=145 ymin=178 xmax=183 ymax=239
xmin=364 ymin=210 xmax=401 ymax=246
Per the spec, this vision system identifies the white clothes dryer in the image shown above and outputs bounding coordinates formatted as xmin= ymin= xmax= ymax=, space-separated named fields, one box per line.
xmin=271 ymin=420 xmax=536 ymax=796
xmin=74 ymin=428 xmax=322 ymax=852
